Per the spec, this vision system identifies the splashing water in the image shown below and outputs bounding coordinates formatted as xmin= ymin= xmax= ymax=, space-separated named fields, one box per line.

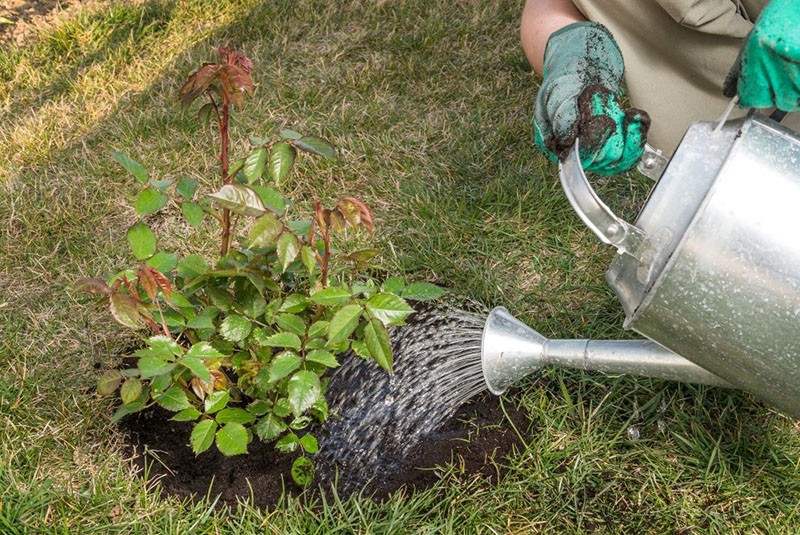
xmin=318 ymin=305 xmax=489 ymax=492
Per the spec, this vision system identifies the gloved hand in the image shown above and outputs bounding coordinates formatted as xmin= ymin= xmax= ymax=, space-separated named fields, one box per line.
xmin=534 ymin=22 xmax=650 ymax=176
xmin=723 ymin=0 xmax=800 ymax=110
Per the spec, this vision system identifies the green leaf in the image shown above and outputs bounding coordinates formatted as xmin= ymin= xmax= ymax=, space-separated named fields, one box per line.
xmin=280 ymin=294 xmax=308 ymax=313
xmin=190 ymin=420 xmax=217 ymax=454
xmin=177 ymin=254 xmax=209 ymax=279
xmin=178 ymin=356 xmax=211 ymax=382
xmin=248 ymin=212 xmax=283 ymax=248
xmin=291 ymin=456 xmax=314 ymax=487
xmin=300 ymin=245 xmax=316 ymax=274
xmin=310 ymin=287 xmax=351 ymax=306
xmin=243 ymin=146 xmax=268 ymax=183
xmin=280 ymin=129 xmax=303 ymax=140
xmin=109 ymin=293 xmax=141 ymax=330
xmin=250 ymin=185 xmax=286 ymax=215
xmin=277 ymin=232 xmax=300 ymax=272
xmin=307 ymin=320 xmax=329 ymax=339
xmin=138 ymin=357 xmax=175 ymax=379
xmin=111 ymin=396 xmax=148 ymax=423
xmin=326 ymin=338 xmax=350 ymax=354
xmin=127 ymin=222 xmax=156 ymax=260
xmin=152 ymin=179 xmax=174 ymax=193
xmin=149 ymin=371 xmax=172 ymax=395
xmin=305 ymin=349 xmax=339 ymax=368
xmin=242 ymin=291 xmax=267 ymax=319
xmin=120 ymin=378 xmax=143 ymax=404
xmin=275 ymin=432 xmax=298 ymax=452
xmin=197 ymin=102 xmax=216 ymax=126
xmin=287 ymin=220 xmax=311 ymax=236
xmin=351 ymin=339 xmax=370 ymax=359
xmin=310 ymin=392 xmax=328 ymax=415
xmin=249 ymin=135 xmax=268 ymax=146
xmin=263 ymin=332 xmax=302 ymax=351
xmin=287 ymin=371 xmax=321 ymax=417
xmin=176 ymin=178 xmax=198 ymax=200
xmin=299 ymin=433 xmax=319 ymax=454
xmin=276 ymin=314 xmax=306 ymax=336
xmin=143 ymin=335 xmax=183 ymax=357
xmin=204 ymin=390 xmax=229 ymax=414
xmin=97 ymin=370 xmax=122 ymax=396
xmin=254 ymin=414 xmax=286 ymax=441
xmin=273 ymin=398 xmax=292 ymax=417
xmin=220 ymin=315 xmax=252 ymax=343
xmin=248 ymin=400 xmax=272 ymax=417
xmin=207 ymin=287 xmax=233 ymax=311
xmin=186 ymin=313 xmax=215 ymax=331
xmin=402 ymin=282 xmax=447 ymax=301
xmin=135 ymin=187 xmax=169 ymax=216
xmin=269 ymin=142 xmax=296 ymax=184
xmin=328 ymin=304 xmax=363 ymax=342
xmin=365 ymin=293 xmax=414 ymax=327
xmin=157 ymin=386 xmax=191 ymax=411
xmin=172 ymin=407 xmax=202 ymax=422
xmin=111 ymin=151 xmax=149 ymax=184
xmin=365 ymin=318 xmax=393 ymax=373
xmin=209 ymin=184 xmax=266 ymax=217
xmin=269 ymin=351 xmax=302 ymax=381
xmin=216 ymin=423 xmax=249 ymax=456
xmin=215 ymin=408 xmax=255 ymax=424
xmin=293 ymin=136 xmax=335 ymax=158
xmin=181 ymin=202 xmax=204 ymax=227
xmin=184 ymin=341 xmax=224 ymax=359
xmin=147 ymin=252 xmax=178 ymax=274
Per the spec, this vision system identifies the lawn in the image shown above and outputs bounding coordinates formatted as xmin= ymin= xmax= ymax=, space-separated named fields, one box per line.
xmin=1 ymin=0 xmax=799 ymax=532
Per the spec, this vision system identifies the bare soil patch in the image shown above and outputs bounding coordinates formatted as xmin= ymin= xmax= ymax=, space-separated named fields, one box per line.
xmin=121 ymin=393 xmax=528 ymax=507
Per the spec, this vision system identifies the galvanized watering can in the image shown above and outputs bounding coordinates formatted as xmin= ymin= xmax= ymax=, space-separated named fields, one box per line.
xmin=482 ymin=110 xmax=800 ymax=419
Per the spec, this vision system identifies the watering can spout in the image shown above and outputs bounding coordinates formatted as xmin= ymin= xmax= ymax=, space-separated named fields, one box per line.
xmin=480 ymin=307 xmax=732 ymax=395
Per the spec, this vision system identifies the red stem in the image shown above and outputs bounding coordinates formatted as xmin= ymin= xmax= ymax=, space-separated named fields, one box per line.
xmin=219 ymin=99 xmax=232 ymax=256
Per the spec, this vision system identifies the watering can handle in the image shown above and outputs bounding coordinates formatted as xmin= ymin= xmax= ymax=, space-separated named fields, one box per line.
xmin=558 ymin=140 xmax=649 ymax=257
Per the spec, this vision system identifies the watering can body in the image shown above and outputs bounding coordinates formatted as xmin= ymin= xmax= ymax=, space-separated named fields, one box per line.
xmin=559 ymin=111 xmax=800 ymax=418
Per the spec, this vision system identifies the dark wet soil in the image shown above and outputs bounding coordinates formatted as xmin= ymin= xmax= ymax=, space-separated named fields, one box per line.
xmin=120 ymin=392 xmax=529 ymax=507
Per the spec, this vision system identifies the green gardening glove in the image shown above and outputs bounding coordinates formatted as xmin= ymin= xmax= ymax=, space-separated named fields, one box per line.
xmin=533 ymin=22 xmax=650 ymax=175
xmin=725 ymin=0 xmax=800 ymax=110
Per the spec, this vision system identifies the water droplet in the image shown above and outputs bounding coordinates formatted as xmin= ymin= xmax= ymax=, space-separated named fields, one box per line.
xmin=657 ymin=419 xmax=667 ymax=434
xmin=627 ymin=426 xmax=640 ymax=441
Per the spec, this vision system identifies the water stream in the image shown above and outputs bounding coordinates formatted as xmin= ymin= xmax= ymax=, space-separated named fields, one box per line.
xmin=318 ymin=305 xmax=489 ymax=492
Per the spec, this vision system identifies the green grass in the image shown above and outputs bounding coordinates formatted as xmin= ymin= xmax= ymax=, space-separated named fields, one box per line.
xmin=1 ymin=0 xmax=799 ymax=532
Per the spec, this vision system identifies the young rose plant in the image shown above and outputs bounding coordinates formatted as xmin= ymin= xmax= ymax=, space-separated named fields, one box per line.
xmin=74 ymin=47 xmax=445 ymax=487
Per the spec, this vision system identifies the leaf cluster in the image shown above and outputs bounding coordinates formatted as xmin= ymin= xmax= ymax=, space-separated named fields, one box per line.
xmin=75 ymin=48 xmax=446 ymax=487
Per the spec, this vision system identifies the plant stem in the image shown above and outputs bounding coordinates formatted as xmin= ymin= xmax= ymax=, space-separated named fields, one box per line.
xmin=219 ymin=98 xmax=232 ymax=256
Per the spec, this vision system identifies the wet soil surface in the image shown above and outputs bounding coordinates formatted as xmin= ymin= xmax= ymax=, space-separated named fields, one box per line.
xmin=121 ymin=393 xmax=528 ymax=507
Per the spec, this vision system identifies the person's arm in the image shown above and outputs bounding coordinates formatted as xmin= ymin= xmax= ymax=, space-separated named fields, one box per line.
xmin=520 ymin=0 xmax=586 ymax=75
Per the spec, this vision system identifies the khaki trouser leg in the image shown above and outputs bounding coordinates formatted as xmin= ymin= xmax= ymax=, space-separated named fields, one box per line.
xmin=570 ymin=0 xmax=800 ymax=155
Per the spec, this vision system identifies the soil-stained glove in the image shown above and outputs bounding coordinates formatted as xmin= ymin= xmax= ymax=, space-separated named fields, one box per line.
xmin=534 ymin=22 xmax=650 ymax=175
xmin=724 ymin=0 xmax=800 ymax=110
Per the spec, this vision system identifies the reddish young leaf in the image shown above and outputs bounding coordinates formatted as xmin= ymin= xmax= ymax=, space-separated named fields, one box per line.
xmin=138 ymin=265 xmax=172 ymax=301
xmin=109 ymin=293 xmax=142 ymax=330
xmin=340 ymin=196 xmax=374 ymax=232
xmin=329 ymin=210 xmax=346 ymax=233
xmin=218 ymin=64 xmax=253 ymax=108
xmin=178 ymin=64 xmax=222 ymax=108
xmin=337 ymin=198 xmax=361 ymax=228
xmin=73 ymin=277 xmax=112 ymax=295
